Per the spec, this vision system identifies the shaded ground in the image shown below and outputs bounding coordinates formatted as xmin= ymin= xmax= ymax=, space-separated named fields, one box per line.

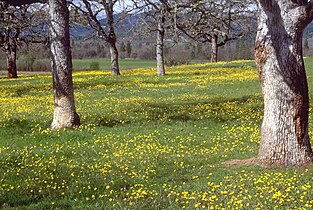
xmin=0 ymin=71 xmax=50 ymax=76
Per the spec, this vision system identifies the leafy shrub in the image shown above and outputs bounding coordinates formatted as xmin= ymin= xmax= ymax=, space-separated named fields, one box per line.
xmin=89 ymin=61 xmax=100 ymax=70
xmin=165 ymin=55 xmax=190 ymax=66
xmin=138 ymin=47 xmax=156 ymax=60
xmin=17 ymin=56 xmax=51 ymax=72
xmin=33 ymin=59 xmax=51 ymax=72
xmin=17 ymin=55 xmax=36 ymax=71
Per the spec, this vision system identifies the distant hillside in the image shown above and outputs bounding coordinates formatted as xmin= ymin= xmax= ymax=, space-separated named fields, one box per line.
xmin=305 ymin=21 xmax=313 ymax=38
xmin=70 ymin=13 xmax=140 ymax=40
xmin=70 ymin=25 xmax=93 ymax=39
xmin=70 ymin=12 xmax=313 ymax=40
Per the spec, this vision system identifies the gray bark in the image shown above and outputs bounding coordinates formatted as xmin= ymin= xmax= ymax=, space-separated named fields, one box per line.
xmin=109 ymin=40 xmax=120 ymax=76
xmin=211 ymin=34 xmax=218 ymax=63
xmin=104 ymin=0 xmax=120 ymax=76
xmin=156 ymin=11 xmax=165 ymax=76
xmin=255 ymin=0 xmax=313 ymax=167
xmin=49 ymin=0 xmax=80 ymax=130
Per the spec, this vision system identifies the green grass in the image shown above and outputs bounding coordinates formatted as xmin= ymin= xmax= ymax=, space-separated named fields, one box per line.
xmin=1 ymin=59 xmax=313 ymax=209
xmin=72 ymin=58 xmax=156 ymax=71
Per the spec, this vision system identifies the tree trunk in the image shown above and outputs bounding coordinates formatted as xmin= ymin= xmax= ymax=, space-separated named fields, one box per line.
xmin=4 ymin=32 xmax=18 ymax=78
xmin=156 ymin=12 xmax=165 ymax=76
xmin=49 ymin=0 xmax=80 ymax=130
xmin=104 ymin=1 xmax=120 ymax=76
xmin=210 ymin=34 xmax=218 ymax=63
xmin=255 ymin=0 xmax=313 ymax=167
xmin=109 ymin=41 xmax=120 ymax=76
xmin=6 ymin=50 xmax=17 ymax=78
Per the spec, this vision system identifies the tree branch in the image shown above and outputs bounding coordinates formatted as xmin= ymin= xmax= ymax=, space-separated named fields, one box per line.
xmin=0 ymin=0 xmax=47 ymax=6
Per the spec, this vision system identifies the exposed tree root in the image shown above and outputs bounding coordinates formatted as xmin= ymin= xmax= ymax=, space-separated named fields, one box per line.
xmin=223 ymin=157 xmax=313 ymax=168
xmin=222 ymin=157 xmax=259 ymax=167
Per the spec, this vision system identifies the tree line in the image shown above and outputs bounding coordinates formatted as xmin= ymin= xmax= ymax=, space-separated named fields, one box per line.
xmin=1 ymin=0 xmax=256 ymax=78
xmin=1 ymin=0 xmax=313 ymax=168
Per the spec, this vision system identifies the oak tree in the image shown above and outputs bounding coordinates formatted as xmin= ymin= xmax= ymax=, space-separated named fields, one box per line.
xmin=131 ymin=0 xmax=173 ymax=76
xmin=71 ymin=0 xmax=122 ymax=76
xmin=174 ymin=0 xmax=255 ymax=62
xmin=1 ymin=0 xmax=80 ymax=129
xmin=255 ymin=0 xmax=313 ymax=167
xmin=0 ymin=2 xmax=47 ymax=78
xmin=49 ymin=0 xmax=80 ymax=129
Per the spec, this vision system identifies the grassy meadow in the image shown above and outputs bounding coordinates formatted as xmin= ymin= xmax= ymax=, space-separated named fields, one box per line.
xmin=72 ymin=58 xmax=157 ymax=71
xmin=1 ymin=59 xmax=313 ymax=209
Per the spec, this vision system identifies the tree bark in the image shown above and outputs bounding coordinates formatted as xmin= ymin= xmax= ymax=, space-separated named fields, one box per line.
xmin=108 ymin=40 xmax=120 ymax=76
xmin=255 ymin=0 xmax=313 ymax=167
xmin=6 ymin=48 xmax=17 ymax=78
xmin=156 ymin=11 xmax=165 ymax=76
xmin=210 ymin=34 xmax=218 ymax=63
xmin=105 ymin=0 xmax=120 ymax=76
xmin=4 ymin=29 xmax=18 ymax=78
xmin=49 ymin=0 xmax=80 ymax=130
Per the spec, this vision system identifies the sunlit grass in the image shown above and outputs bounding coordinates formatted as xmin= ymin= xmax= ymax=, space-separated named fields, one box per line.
xmin=72 ymin=58 xmax=156 ymax=71
xmin=0 ymin=59 xmax=313 ymax=209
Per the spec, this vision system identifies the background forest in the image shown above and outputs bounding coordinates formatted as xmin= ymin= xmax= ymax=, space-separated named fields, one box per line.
xmin=2 ymin=16 xmax=313 ymax=73
xmin=0 ymin=1 xmax=282 ymax=73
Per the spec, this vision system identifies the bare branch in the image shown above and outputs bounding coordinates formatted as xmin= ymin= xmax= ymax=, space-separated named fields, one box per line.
xmin=0 ymin=0 xmax=47 ymax=6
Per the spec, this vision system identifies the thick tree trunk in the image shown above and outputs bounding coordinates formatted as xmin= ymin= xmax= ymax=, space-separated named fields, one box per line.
xmin=49 ymin=0 xmax=80 ymax=130
xmin=156 ymin=13 xmax=165 ymax=76
xmin=210 ymin=34 xmax=218 ymax=63
xmin=6 ymin=50 xmax=17 ymax=78
xmin=255 ymin=0 xmax=313 ymax=167
xmin=109 ymin=41 xmax=120 ymax=76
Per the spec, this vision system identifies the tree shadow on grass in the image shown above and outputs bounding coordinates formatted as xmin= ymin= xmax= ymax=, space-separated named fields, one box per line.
xmin=1 ymin=118 xmax=34 ymax=130
xmin=91 ymin=95 xmax=263 ymax=128
xmin=2 ymin=84 xmax=51 ymax=97
xmin=98 ymin=118 xmax=131 ymax=127
xmin=148 ymin=94 xmax=262 ymax=122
